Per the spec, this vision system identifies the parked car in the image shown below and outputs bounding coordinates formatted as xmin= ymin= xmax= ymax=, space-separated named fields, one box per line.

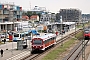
xmin=1 ymin=38 xmax=9 ymax=42
xmin=1 ymin=34 xmax=9 ymax=38
xmin=48 ymin=30 xmax=53 ymax=33
xmin=1 ymin=34 xmax=6 ymax=38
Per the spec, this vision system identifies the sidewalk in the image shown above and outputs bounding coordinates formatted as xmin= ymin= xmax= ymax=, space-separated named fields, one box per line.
xmin=87 ymin=54 xmax=90 ymax=60
xmin=86 ymin=41 xmax=90 ymax=60
xmin=0 ymin=29 xmax=78 ymax=60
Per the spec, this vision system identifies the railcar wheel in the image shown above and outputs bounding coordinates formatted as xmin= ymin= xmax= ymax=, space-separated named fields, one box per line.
xmin=31 ymin=50 xmax=34 ymax=54
xmin=53 ymin=42 xmax=56 ymax=47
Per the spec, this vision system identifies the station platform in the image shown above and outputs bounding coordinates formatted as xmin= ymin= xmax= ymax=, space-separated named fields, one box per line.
xmin=0 ymin=29 xmax=78 ymax=60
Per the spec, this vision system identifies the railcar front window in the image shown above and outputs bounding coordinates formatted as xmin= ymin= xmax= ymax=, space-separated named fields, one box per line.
xmin=84 ymin=30 xmax=89 ymax=34
xmin=33 ymin=40 xmax=42 ymax=45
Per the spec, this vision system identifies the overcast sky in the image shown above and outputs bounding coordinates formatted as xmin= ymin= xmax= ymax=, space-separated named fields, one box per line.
xmin=0 ymin=0 xmax=90 ymax=14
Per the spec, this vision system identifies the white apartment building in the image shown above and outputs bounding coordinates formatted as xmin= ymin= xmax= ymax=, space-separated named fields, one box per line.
xmin=40 ymin=14 xmax=56 ymax=25
xmin=0 ymin=3 xmax=22 ymax=31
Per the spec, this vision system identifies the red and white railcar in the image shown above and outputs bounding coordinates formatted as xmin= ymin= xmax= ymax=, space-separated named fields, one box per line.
xmin=31 ymin=33 xmax=56 ymax=52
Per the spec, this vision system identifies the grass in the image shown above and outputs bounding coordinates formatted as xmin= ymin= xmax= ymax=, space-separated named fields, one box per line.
xmin=0 ymin=42 xmax=4 ymax=45
xmin=84 ymin=22 xmax=90 ymax=26
xmin=8 ymin=40 xmax=13 ymax=42
xmin=76 ymin=24 xmax=82 ymax=28
xmin=42 ymin=31 xmax=83 ymax=60
xmin=42 ymin=38 xmax=76 ymax=60
xmin=76 ymin=22 xmax=90 ymax=28
xmin=75 ymin=31 xmax=83 ymax=39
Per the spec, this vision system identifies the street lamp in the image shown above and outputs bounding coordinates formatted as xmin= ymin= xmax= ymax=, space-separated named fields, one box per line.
xmin=28 ymin=32 xmax=31 ymax=53
xmin=12 ymin=13 xmax=14 ymax=56
xmin=75 ymin=21 xmax=76 ymax=38
xmin=6 ymin=23 xmax=8 ymax=50
xmin=10 ymin=7 xmax=14 ymax=56
xmin=60 ymin=16 xmax=63 ymax=46
xmin=28 ymin=23 xmax=32 ymax=53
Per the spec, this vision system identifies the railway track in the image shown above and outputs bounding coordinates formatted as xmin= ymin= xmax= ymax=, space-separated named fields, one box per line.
xmin=21 ymin=29 xmax=82 ymax=60
xmin=63 ymin=40 xmax=89 ymax=60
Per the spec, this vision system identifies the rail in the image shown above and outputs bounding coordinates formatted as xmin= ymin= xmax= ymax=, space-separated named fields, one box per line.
xmin=21 ymin=29 xmax=82 ymax=60
xmin=63 ymin=40 xmax=89 ymax=60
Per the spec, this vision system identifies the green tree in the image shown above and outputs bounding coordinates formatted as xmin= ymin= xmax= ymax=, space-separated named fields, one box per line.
xmin=33 ymin=12 xmax=36 ymax=15
xmin=26 ymin=11 xmax=33 ymax=18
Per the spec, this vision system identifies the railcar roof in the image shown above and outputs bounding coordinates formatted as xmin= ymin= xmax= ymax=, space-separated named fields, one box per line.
xmin=33 ymin=33 xmax=56 ymax=40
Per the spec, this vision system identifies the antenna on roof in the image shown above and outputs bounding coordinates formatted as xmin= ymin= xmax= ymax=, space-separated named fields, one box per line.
xmin=30 ymin=1 xmax=31 ymax=10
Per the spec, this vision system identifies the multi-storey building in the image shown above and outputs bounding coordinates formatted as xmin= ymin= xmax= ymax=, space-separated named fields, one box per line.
xmin=56 ymin=13 xmax=60 ymax=22
xmin=30 ymin=6 xmax=48 ymax=15
xmin=56 ymin=9 xmax=82 ymax=23
xmin=82 ymin=14 xmax=90 ymax=21
xmin=40 ymin=13 xmax=56 ymax=25
xmin=0 ymin=3 xmax=22 ymax=31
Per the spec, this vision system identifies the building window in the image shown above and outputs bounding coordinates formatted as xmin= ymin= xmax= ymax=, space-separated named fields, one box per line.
xmin=0 ymin=19 xmax=2 ymax=22
xmin=3 ymin=10 xmax=9 ymax=14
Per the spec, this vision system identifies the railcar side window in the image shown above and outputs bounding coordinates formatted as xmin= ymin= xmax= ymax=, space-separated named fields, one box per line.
xmin=44 ymin=40 xmax=48 ymax=44
xmin=50 ymin=38 xmax=52 ymax=41
xmin=33 ymin=40 xmax=42 ymax=45
xmin=44 ymin=40 xmax=46 ymax=44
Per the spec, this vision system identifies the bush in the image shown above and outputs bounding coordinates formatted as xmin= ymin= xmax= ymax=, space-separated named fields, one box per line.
xmin=38 ymin=30 xmax=47 ymax=33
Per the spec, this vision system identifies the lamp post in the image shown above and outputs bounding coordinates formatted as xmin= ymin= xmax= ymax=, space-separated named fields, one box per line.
xmin=28 ymin=25 xmax=31 ymax=53
xmin=75 ymin=21 xmax=76 ymax=38
xmin=10 ymin=6 xmax=14 ymax=56
xmin=60 ymin=16 xmax=63 ymax=46
xmin=12 ymin=10 xmax=14 ymax=55
xmin=28 ymin=21 xmax=32 ymax=53
xmin=6 ymin=23 xmax=8 ymax=50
